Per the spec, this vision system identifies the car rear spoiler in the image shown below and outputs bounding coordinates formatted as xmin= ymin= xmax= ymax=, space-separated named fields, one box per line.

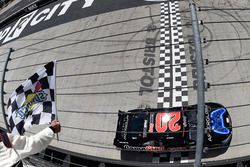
xmin=113 ymin=111 xmax=129 ymax=146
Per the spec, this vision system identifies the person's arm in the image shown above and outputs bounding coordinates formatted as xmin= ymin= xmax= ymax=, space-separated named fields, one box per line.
xmin=9 ymin=120 xmax=61 ymax=159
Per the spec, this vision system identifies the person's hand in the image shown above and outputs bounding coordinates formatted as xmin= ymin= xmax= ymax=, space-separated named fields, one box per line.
xmin=50 ymin=120 xmax=61 ymax=133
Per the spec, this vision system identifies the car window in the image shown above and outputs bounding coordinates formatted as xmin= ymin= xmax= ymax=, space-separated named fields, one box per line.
xmin=127 ymin=113 xmax=147 ymax=140
xmin=128 ymin=113 xmax=146 ymax=132
xmin=186 ymin=111 xmax=197 ymax=141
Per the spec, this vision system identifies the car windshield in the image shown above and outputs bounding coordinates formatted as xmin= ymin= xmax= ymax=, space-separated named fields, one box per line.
xmin=127 ymin=113 xmax=147 ymax=139
xmin=186 ymin=111 xmax=197 ymax=141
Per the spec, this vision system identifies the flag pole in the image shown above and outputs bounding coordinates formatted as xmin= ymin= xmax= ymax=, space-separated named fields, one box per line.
xmin=54 ymin=60 xmax=59 ymax=141
xmin=1 ymin=48 xmax=14 ymax=132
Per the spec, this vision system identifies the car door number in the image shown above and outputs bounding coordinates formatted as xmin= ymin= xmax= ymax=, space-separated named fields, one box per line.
xmin=155 ymin=112 xmax=181 ymax=132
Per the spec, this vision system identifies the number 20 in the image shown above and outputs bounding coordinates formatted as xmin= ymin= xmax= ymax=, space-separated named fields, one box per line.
xmin=155 ymin=112 xmax=181 ymax=132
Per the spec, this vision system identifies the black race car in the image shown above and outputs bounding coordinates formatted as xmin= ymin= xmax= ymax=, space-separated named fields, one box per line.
xmin=113 ymin=103 xmax=232 ymax=152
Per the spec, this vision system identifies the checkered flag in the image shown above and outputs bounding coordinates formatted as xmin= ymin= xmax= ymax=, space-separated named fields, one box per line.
xmin=6 ymin=61 xmax=57 ymax=135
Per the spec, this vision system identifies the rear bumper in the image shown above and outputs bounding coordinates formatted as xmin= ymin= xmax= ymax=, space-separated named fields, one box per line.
xmin=113 ymin=111 xmax=128 ymax=147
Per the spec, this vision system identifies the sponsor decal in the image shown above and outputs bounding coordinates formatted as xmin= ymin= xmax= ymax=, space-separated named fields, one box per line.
xmin=166 ymin=147 xmax=186 ymax=151
xmin=124 ymin=145 xmax=146 ymax=151
xmin=145 ymin=145 xmax=164 ymax=151
xmin=15 ymin=82 xmax=48 ymax=119
xmin=205 ymin=109 xmax=212 ymax=142
xmin=3 ymin=11 xmax=38 ymax=43
xmin=0 ymin=0 xmax=156 ymax=46
xmin=148 ymin=113 xmax=154 ymax=133
xmin=121 ymin=115 xmax=129 ymax=140
xmin=210 ymin=108 xmax=230 ymax=135
xmin=124 ymin=145 xmax=164 ymax=151
xmin=143 ymin=119 xmax=148 ymax=137
xmin=148 ymin=122 xmax=154 ymax=133
xmin=0 ymin=0 xmax=95 ymax=45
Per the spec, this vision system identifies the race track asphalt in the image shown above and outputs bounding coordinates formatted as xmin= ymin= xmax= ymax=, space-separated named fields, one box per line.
xmin=0 ymin=0 xmax=250 ymax=165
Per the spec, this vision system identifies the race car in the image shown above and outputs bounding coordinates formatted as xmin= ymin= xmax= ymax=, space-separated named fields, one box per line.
xmin=113 ymin=103 xmax=232 ymax=152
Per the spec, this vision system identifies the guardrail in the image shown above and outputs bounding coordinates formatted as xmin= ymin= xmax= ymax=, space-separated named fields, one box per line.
xmin=189 ymin=1 xmax=205 ymax=167
xmin=34 ymin=146 xmax=250 ymax=167
xmin=0 ymin=48 xmax=13 ymax=132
